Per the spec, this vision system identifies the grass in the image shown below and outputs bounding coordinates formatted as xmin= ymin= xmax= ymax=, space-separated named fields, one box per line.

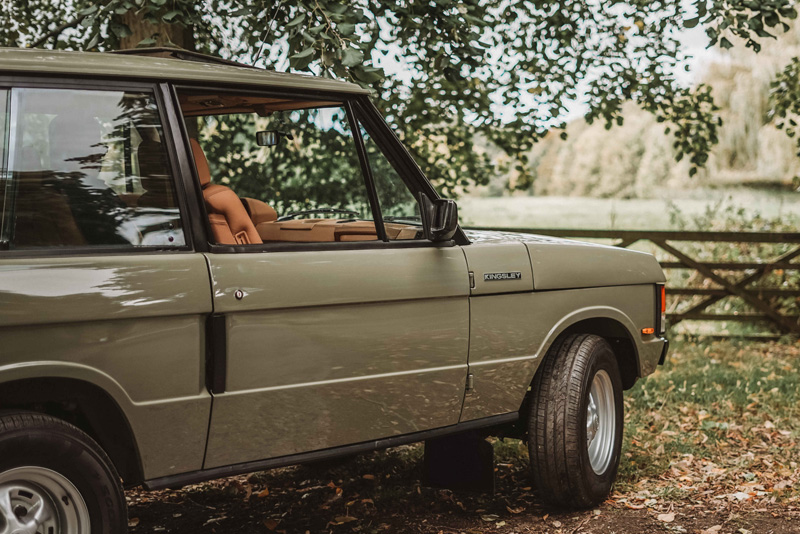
xmin=616 ymin=339 xmax=800 ymax=502
xmin=489 ymin=339 xmax=800 ymax=503
xmin=127 ymin=340 xmax=800 ymax=533
xmin=456 ymin=190 xmax=800 ymax=230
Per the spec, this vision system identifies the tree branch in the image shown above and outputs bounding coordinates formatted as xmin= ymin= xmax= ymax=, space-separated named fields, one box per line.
xmin=29 ymin=15 xmax=85 ymax=48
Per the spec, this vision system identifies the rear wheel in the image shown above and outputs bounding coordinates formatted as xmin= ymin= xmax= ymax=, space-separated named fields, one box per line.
xmin=527 ymin=334 xmax=624 ymax=508
xmin=0 ymin=412 xmax=127 ymax=534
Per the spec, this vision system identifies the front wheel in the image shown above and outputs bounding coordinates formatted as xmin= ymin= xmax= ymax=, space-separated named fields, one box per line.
xmin=0 ymin=412 xmax=127 ymax=534
xmin=527 ymin=334 xmax=624 ymax=508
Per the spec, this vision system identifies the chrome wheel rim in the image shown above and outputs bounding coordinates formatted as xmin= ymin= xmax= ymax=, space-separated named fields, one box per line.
xmin=586 ymin=370 xmax=616 ymax=475
xmin=0 ymin=467 xmax=90 ymax=534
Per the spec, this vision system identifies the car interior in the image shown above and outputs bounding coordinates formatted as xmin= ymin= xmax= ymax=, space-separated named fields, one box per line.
xmin=178 ymin=92 xmax=422 ymax=245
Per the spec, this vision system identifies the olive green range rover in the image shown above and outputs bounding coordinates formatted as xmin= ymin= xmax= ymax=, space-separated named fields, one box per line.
xmin=0 ymin=48 xmax=668 ymax=533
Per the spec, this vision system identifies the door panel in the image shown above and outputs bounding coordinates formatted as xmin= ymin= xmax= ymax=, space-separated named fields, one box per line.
xmin=203 ymin=246 xmax=470 ymax=468
xmin=0 ymin=255 xmax=213 ymax=478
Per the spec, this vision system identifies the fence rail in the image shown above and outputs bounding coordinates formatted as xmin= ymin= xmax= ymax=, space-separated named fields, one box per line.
xmin=468 ymin=227 xmax=800 ymax=338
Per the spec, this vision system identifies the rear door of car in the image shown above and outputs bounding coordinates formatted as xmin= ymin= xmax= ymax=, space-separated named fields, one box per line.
xmin=167 ymin=87 xmax=471 ymax=469
xmin=0 ymin=79 xmax=213 ymax=480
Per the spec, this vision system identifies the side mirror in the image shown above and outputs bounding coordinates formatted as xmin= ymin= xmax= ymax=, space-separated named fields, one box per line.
xmin=256 ymin=131 xmax=279 ymax=146
xmin=419 ymin=193 xmax=459 ymax=242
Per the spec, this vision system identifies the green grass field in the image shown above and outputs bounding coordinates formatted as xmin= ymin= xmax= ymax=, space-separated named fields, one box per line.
xmin=457 ymin=189 xmax=800 ymax=230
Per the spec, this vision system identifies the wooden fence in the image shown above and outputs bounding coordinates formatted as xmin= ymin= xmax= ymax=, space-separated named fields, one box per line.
xmin=468 ymin=227 xmax=800 ymax=339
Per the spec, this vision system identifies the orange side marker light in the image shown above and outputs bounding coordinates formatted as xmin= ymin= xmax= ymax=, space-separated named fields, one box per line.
xmin=642 ymin=327 xmax=655 ymax=335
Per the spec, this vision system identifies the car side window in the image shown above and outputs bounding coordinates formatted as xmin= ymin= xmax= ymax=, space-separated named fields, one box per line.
xmin=357 ymin=123 xmax=423 ymax=241
xmin=0 ymin=87 xmax=185 ymax=250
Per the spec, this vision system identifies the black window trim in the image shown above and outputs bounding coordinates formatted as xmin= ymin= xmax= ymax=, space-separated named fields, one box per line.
xmin=345 ymin=100 xmax=388 ymax=242
xmin=168 ymin=82 xmax=459 ymax=253
xmin=352 ymin=97 xmax=470 ymax=246
xmin=0 ymin=75 xmax=196 ymax=257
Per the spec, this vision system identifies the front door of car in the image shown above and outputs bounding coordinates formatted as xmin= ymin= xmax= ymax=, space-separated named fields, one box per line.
xmin=202 ymin=247 xmax=469 ymax=468
xmin=180 ymin=92 xmax=471 ymax=468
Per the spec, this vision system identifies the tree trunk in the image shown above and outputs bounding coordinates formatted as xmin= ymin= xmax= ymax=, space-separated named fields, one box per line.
xmin=117 ymin=12 xmax=195 ymax=51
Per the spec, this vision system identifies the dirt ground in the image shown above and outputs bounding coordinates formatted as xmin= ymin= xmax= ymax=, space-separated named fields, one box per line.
xmin=126 ymin=341 xmax=800 ymax=533
xmin=125 ymin=445 xmax=800 ymax=534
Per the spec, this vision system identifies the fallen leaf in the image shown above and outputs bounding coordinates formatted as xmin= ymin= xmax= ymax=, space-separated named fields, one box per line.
xmin=552 ymin=520 xmax=562 ymax=528
xmin=657 ymin=513 xmax=675 ymax=523
xmin=506 ymin=505 xmax=525 ymax=514
xmin=362 ymin=474 xmax=375 ymax=480
xmin=263 ymin=518 xmax=280 ymax=531
xmin=128 ymin=518 xmax=140 ymax=527
xmin=702 ymin=526 xmax=722 ymax=534
xmin=481 ymin=514 xmax=499 ymax=522
xmin=257 ymin=488 xmax=270 ymax=498
xmin=333 ymin=516 xmax=358 ymax=524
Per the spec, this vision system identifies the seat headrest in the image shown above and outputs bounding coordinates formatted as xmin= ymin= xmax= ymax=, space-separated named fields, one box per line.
xmin=241 ymin=197 xmax=278 ymax=225
xmin=137 ymin=139 xmax=170 ymax=193
xmin=189 ymin=138 xmax=211 ymax=187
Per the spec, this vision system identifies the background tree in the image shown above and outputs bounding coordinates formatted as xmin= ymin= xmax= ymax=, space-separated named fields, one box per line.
xmin=1 ymin=0 xmax=797 ymax=196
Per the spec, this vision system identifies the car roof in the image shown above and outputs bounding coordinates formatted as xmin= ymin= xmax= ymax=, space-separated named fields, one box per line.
xmin=0 ymin=48 xmax=370 ymax=95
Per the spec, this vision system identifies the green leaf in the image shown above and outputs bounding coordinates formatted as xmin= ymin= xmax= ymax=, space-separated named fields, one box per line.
xmin=85 ymin=32 xmax=100 ymax=50
xmin=162 ymin=10 xmax=181 ymax=22
xmin=684 ymin=16 xmax=700 ymax=28
xmin=337 ymin=23 xmax=356 ymax=36
xmin=137 ymin=37 xmax=157 ymax=47
xmin=290 ymin=47 xmax=315 ymax=59
xmin=351 ymin=65 xmax=383 ymax=83
xmin=78 ymin=5 xmax=98 ymax=16
xmin=287 ymin=13 xmax=306 ymax=27
xmin=719 ymin=37 xmax=733 ymax=49
xmin=109 ymin=22 xmax=132 ymax=39
xmin=341 ymin=48 xmax=364 ymax=67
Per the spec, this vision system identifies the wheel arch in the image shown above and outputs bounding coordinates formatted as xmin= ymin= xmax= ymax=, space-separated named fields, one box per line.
xmin=513 ymin=315 xmax=640 ymax=441
xmin=556 ymin=317 xmax=640 ymax=390
xmin=0 ymin=374 xmax=144 ymax=486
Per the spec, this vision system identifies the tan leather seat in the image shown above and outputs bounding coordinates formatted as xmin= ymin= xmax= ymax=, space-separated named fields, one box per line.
xmin=189 ymin=139 xmax=261 ymax=245
xmin=241 ymin=197 xmax=278 ymax=225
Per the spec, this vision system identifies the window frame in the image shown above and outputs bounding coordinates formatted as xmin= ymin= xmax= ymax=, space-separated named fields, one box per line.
xmin=352 ymin=97 xmax=469 ymax=246
xmin=0 ymin=75 xmax=196 ymax=258
xmin=166 ymin=82 xmax=464 ymax=253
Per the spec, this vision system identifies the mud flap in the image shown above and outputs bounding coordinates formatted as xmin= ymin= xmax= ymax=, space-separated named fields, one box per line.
xmin=423 ymin=431 xmax=495 ymax=494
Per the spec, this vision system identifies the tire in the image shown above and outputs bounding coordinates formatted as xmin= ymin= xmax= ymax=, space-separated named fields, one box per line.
xmin=0 ymin=412 xmax=127 ymax=534
xmin=527 ymin=334 xmax=624 ymax=508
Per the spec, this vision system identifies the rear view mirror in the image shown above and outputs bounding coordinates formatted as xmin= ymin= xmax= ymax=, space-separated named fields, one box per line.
xmin=419 ymin=193 xmax=459 ymax=242
xmin=256 ymin=131 xmax=279 ymax=146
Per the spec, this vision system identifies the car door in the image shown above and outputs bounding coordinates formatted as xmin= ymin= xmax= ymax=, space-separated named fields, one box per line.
xmin=174 ymin=90 xmax=471 ymax=469
xmin=0 ymin=82 xmax=213 ymax=480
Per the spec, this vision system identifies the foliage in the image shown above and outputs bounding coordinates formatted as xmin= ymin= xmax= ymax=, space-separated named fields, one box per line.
xmin=2 ymin=1 xmax=798 ymax=196
xmin=194 ymin=108 xmax=372 ymax=216
xmin=620 ymin=340 xmax=800 ymax=504
xmin=770 ymin=56 xmax=800 ymax=164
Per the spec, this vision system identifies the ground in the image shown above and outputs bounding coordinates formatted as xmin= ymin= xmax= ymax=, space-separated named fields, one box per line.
xmin=126 ymin=340 xmax=800 ymax=533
